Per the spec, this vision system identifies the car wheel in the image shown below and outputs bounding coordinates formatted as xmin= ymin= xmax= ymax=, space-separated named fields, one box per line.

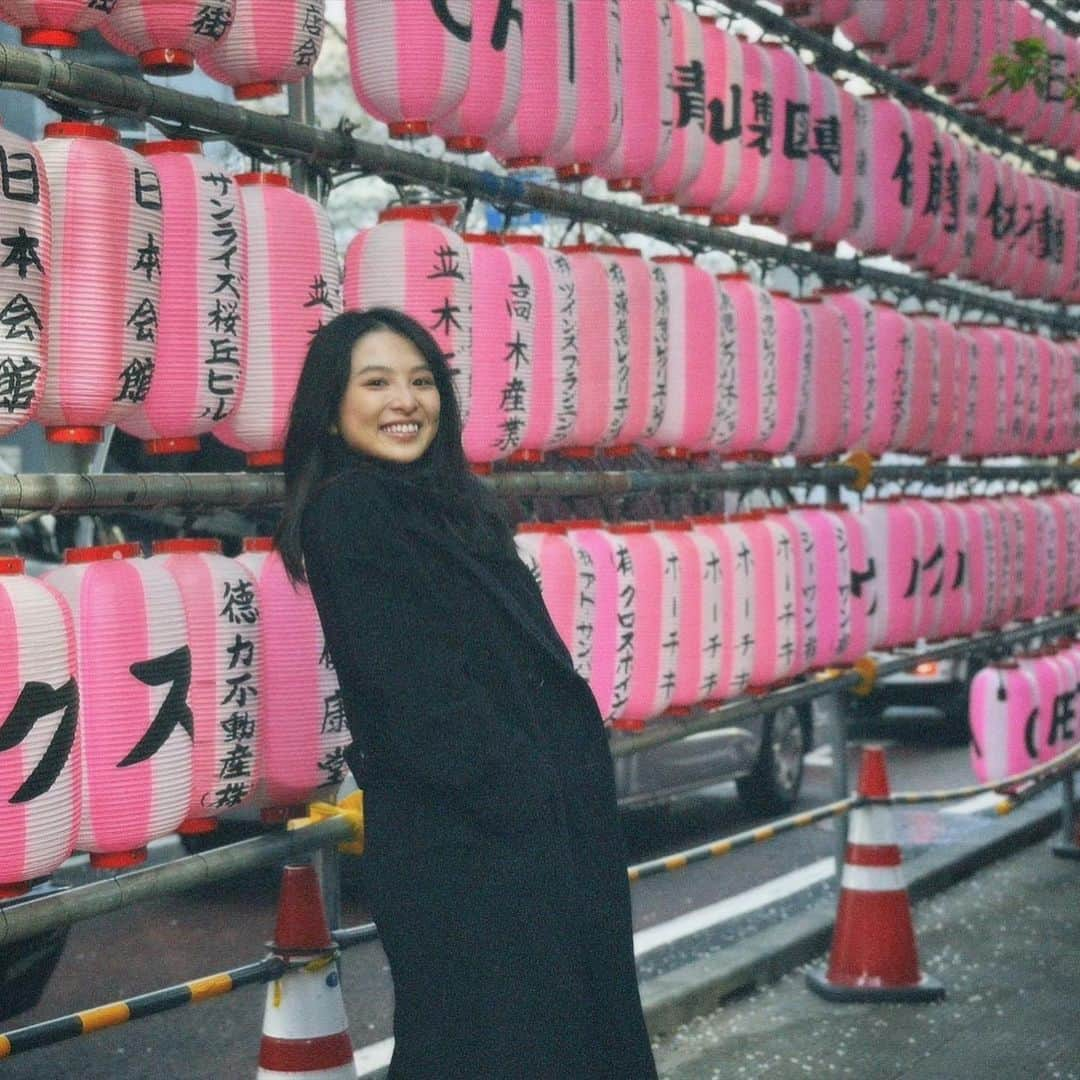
xmin=736 ymin=704 xmax=808 ymax=815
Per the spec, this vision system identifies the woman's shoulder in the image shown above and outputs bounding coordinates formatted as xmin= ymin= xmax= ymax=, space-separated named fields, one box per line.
xmin=304 ymin=467 xmax=401 ymax=540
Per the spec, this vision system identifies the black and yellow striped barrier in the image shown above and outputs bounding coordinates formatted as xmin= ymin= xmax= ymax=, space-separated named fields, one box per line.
xmin=0 ymin=957 xmax=285 ymax=1059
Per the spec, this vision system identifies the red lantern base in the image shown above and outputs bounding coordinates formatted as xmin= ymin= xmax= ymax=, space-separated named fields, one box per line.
xmin=606 ymin=177 xmax=642 ymax=193
xmin=144 ymin=436 xmax=200 ymax=456
xmin=0 ymin=881 xmax=29 ymax=900
xmin=555 ymin=162 xmax=594 ymax=182
xmin=656 ymin=446 xmax=690 ymax=461
xmin=247 ymin=449 xmax=284 ymax=468
xmin=470 ymin=461 xmax=494 ymax=476
xmin=46 ymin=425 xmax=103 ymax=445
xmin=177 ymin=816 xmax=218 ymax=836
xmin=90 ymin=848 xmax=147 ymax=870
xmin=140 ymin=48 xmax=194 ymax=76
xmin=711 ymin=212 xmax=740 ymax=228
xmin=504 ymin=155 xmax=542 ymax=170
xmin=680 ymin=205 xmax=711 ymax=218
xmin=260 ymin=805 xmax=309 ymax=825
xmin=22 ymin=27 xmax=78 ymax=48
xmin=603 ymin=445 xmax=635 ymax=458
xmin=642 ymin=193 xmax=672 ymax=206
xmin=387 ymin=119 xmax=432 ymax=138
xmin=445 ymin=134 xmax=487 ymax=153
xmin=749 ymin=214 xmax=780 ymax=227
xmin=559 ymin=446 xmax=597 ymax=461
xmin=507 ymin=448 xmax=544 ymax=465
xmin=235 ymin=80 xmax=281 ymax=101
xmin=610 ymin=717 xmax=646 ymax=732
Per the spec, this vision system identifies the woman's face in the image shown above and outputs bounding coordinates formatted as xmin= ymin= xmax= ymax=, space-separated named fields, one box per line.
xmin=337 ymin=328 xmax=441 ymax=464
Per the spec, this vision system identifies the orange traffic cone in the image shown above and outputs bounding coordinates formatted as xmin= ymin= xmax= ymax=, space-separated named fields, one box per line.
xmin=806 ymin=745 xmax=945 ymax=1003
xmin=257 ymin=864 xmax=356 ymax=1079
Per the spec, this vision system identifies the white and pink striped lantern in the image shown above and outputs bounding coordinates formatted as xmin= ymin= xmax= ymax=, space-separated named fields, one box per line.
xmin=849 ymin=95 xmax=915 ymax=256
xmin=678 ymin=17 xmax=741 ymax=217
xmin=829 ymin=507 xmax=873 ymax=665
xmin=662 ymin=520 xmax=722 ymax=710
xmin=641 ymin=3 xmax=707 ymax=206
xmin=236 ymin=538 xmax=347 ymax=809
xmin=118 ymin=141 xmax=245 ymax=456
xmin=344 ymin=0 xmax=469 ymax=138
xmin=787 ymin=508 xmax=845 ymax=670
xmin=0 ymin=123 xmax=49 ymax=439
xmin=44 ymin=544 xmax=191 ymax=869
xmin=788 ymin=297 xmax=845 ymax=461
xmin=891 ymin=314 xmax=934 ymax=455
xmin=782 ymin=0 xmax=854 ymax=31
xmin=710 ymin=274 xmax=774 ymax=457
xmin=840 ymin=1 xmax=909 ymax=52
xmin=896 ymin=109 xmax=942 ymax=263
xmin=103 ymin=0 xmax=234 ymax=75
xmin=342 ymin=204 xmax=470 ymax=425
xmin=149 ymin=539 xmax=260 ymax=826
xmin=564 ymin=521 xmax=631 ymax=724
xmin=879 ymin=0 xmax=941 ymax=84
xmin=556 ymin=244 xmax=618 ymax=455
xmin=543 ymin=0 xmax=622 ymax=182
xmin=488 ymin=0 xmax=574 ymax=169
xmin=905 ymin=498 xmax=947 ymax=642
xmin=763 ymin=290 xmax=805 ymax=457
xmin=461 ymin=234 xmax=535 ymax=464
xmin=820 ymin=291 xmax=873 ymax=454
xmin=969 ymin=659 xmax=1040 ymax=783
xmin=599 ymin=0 xmax=674 ymax=192
xmin=0 ymin=558 xmax=79 ymax=899
xmin=0 ymin=0 xmax=113 ymax=47
xmin=928 ymin=318 xmax=961 ymax=458
xmin=747 ymin=42 xmax=802 ymax=228
xmin=957 ymin=325 xmax=1003 ymax=459
xmin=646 ymin=255 xmax=718 ymax=457
xmin=606 ymin=522 xmax=681 ymax=729
xmin=214 ymin=173 xmax=337 ymax=468
xmin=514 ymin=524 xmax=594 ymax=681
xmin=198 ymin=0 xmax=325 ymax=100
xmin=432 ymin=0 xmax=523 ymax=153
xmin=36 ymin=122 xmax=162 ymax=445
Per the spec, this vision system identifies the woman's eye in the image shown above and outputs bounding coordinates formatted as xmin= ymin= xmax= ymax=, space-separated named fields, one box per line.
xmin=415 ymin=377 xmax=435 ymax=387
xmin=364 ymin=378 xmax=387 ymax=388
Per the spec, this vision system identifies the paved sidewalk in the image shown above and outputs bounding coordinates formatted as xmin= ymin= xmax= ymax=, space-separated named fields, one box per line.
xmin=650 ymin=840 xmax=1080 ymax=1079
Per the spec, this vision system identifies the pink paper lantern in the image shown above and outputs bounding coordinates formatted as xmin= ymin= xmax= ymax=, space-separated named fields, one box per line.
xmin=103 ymin=0 xmax=234 ymax=75
xmin=863 ymin=500 xmax=924 ymax=648
xmin=0 ymin=123 xmax=48 ymax=439
xmin=689 ymin=515 xmax=756 ymax=701
xmin=895 ymin=109 xmax=941 ymax=262
xmin=198 ymin=0 xmax=325 ymax=100
xmin=342 ymin=204 xmax=470 ymax=426
xmin=741 ymin=511 xmax=803 ymax=688
xmin=345 ymin=0 xmax=469 ymax=138
xmin=849 ymin=95 xmax=915 ymax=256
xmin=678 ymin=18 xmax=741 ymax=217
xmin=543 ymin=0 xmax=621 ymax=181
xmin=953 ymin=0 xmax=1009 ymax=105
xmin=514 ymin=524 xmax=594 ymax=680
xmin=646 ymin=255 xmax=718 ymax=456
xmin=788 ymin=508 xmax=846 ymax=671
xmin=926 ymin=318 xmax=961 ymax=458
xmin=487 ymin=0 xmax=574 ymax=168
xmin=641 ymin=3 xmax=707 ymax=205
xmin=214 ymin=173 xmax=338 ymax=468
xmin=0 ymin=557 xmax=80 ymax=899
xmin=905 ymin=499 xmax=947 ymax=641
xmin=0 ymin=0 xmax=112 ymax=47
xmin=44 ymin=544 xmax=191 ymax=869
xmin=150 ymin=539 xmax=260 ymax=823
xmin=930 ymin=500 xmax=970 ymax=641
xmin=564 ymin=521 xmax=631 ymax=724
xmin=840 ymin=2 xmax=909 ymax=51
xmin=969 ymin=660 xmax=1040 ymax=783
xmin=783 ymin=0 xmax=854 ymax=32
xmin=820 ymin=291 xmax=872 ymax=454
xmin=788 ymin=296 xmax=845 ymax=461
xmin=747 ymin=42 xmax=802 ymax=227
xmin=432 ymin=0 xmax=523 ymax=153
xmin=606 ymin=523 xmax=681 ymax=729
xmin=828 ymin=507 xmax=873 ymax=665
xmin=711 ymin=274 xmax=774 ymax=457
xmin=36 ymin=122 xmax=162 ymax=445
xmin=117 ymin=141 xmax=245 ymax=456
xmin=954 ymin=497 xmax=990 ymax=634
xmin=599 ymin=0 xmax=674 ymax=192
xmin=237 ymin=538 xmax=349 ymax=809
xmin=556 ymin=244 xmax=618 ymax=455
xmin=764 ymin=290 xmax=804 ymax=457
xmin=662 ymin=521 xmax=722 ymax=709
xmin=460 ymin=234 xmax=535 ymax=463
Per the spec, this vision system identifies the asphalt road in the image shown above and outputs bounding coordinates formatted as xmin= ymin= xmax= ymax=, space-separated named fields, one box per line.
xmin=0 ymin=710 xmax=981 ymax=1079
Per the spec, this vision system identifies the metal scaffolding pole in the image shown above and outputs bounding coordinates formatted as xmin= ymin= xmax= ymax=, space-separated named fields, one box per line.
xmin=0 ymin=43 xmax=1074 ymax=334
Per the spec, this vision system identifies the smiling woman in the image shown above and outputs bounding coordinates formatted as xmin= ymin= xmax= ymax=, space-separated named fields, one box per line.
xmin=273 ymin=308 xmax=658 ymax=1080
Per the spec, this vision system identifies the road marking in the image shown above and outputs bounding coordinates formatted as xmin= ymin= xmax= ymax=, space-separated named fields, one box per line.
xmin=355 ymin=1036 xmax=394 ymax=1075
xmin=941 ymin=791 xmax=1004 ymax=815
xmin=632 ymin=856 xmax=836 ymax=958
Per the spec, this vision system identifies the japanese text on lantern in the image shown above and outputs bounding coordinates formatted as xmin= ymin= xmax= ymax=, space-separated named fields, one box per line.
xmin=202 ymin=172 xmax=242 ymax=423
xmin=495 ymin=269 xmax=533 ymax=453
xmin=215 ymin=577 xmax=259 ymax=808
xmin=611 ymin=542 xmax=635 ymax=716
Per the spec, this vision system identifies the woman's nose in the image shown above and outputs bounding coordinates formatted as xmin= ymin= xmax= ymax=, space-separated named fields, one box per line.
xmin=389 ymin=383 xmax=420 ymax=411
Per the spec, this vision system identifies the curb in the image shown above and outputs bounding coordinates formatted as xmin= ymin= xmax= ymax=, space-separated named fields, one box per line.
xmin=640 ymin=791 xmax=1062 ymax=1037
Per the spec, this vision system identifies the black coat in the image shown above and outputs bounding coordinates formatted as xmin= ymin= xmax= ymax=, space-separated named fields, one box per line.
xmin=302 ymin=462 xmax=657 ymax=1080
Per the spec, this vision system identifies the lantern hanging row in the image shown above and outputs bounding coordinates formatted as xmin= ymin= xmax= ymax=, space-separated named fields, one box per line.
xmin=0 ymin=540 xmax=346 ymax=897
xmin=0 ymin=1 xmax=327 ymax=101
xmin=516 ymin=492 xmax=1080 ymax=732
xmin=796 ymin=0 xmax=1080 ymax=159
xmin=969 ymin=641 xmax=1080 ymax=785
xmin=341 ymin=208 xmax=1080 ymax=467
xmin=0 ymin=122 xmax=341 ymax=462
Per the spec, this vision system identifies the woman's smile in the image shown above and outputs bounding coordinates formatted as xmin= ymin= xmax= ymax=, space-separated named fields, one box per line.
xmin=337 ymin=328 xmax=441 ymax=463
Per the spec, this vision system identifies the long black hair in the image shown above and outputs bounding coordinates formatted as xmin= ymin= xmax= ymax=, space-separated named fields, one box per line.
xmin=275 ymin=307 xmax=513 ymax=583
